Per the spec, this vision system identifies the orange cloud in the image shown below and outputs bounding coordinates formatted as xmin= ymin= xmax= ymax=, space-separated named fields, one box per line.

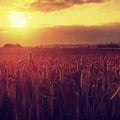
xmin=0 ymin=23 xmax=120 ymax=46
xmin=31 ymin=0 xmax=110 ymax=12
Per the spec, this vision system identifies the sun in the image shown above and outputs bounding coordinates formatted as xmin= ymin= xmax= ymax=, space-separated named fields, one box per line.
xmin=8 ymin=11 xmax=27 ymax=28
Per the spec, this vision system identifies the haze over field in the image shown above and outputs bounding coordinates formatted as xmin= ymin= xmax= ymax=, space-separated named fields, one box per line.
xmin=0 ymin=0 xmax=120 ymax=46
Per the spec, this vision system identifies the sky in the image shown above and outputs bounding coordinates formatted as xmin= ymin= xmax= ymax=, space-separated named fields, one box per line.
xmin=0 ymin=0 xmax=120 ymax=46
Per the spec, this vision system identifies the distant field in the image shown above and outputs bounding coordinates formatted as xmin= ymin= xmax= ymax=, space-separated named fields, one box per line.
xmin=0 ymin=47 xmax=120 ymax=56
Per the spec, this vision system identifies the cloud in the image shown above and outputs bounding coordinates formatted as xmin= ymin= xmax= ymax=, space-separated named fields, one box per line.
xmin=0 ymin=0 xmax=110 ymax=12
xmin=30 ymin=0 xmax=109 ymax=12
xmin=26 ymin=23 xmax=120 ymax=44
xmin=0 ymin=23 xmax=120 ymax=46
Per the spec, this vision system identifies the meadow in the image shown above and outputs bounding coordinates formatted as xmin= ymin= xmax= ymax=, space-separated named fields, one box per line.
xmin=0 ymin=48 xmax=119 ymax=120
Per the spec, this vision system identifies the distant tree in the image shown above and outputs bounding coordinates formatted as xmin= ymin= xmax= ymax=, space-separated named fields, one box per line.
xmin=3 ymin=44 xmax=22 ymax=48
xmin=97 ymin=43 xmax=120 ymax=48
xmin=15 ymin=44 xmax=22 ymax=48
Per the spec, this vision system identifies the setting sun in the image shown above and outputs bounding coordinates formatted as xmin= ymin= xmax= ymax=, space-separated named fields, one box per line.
xmin=8 ymin=12 xmax=27 ymax=28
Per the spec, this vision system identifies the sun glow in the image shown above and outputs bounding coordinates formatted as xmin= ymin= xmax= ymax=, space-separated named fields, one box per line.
xmin=8 ymin=12 xmax=28 ymax=28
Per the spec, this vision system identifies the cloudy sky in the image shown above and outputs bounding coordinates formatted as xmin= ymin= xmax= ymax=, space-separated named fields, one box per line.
xmin=0 ymin=0 xmax=120 ymax=46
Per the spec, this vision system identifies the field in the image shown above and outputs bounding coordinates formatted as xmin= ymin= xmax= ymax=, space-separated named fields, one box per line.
xmin=0 ymin=48 xmax=119 ymax=120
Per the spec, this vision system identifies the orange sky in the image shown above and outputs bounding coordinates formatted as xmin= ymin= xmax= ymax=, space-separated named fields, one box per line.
xmin=0 ymin=0 xmax=120 ymax=46
xmin=0 ymin=0 xmax=120 ymax=27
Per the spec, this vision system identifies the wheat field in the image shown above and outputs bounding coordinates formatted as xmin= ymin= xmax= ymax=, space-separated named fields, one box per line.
xmin=0 ymin=48 xmax=119 ymax=120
